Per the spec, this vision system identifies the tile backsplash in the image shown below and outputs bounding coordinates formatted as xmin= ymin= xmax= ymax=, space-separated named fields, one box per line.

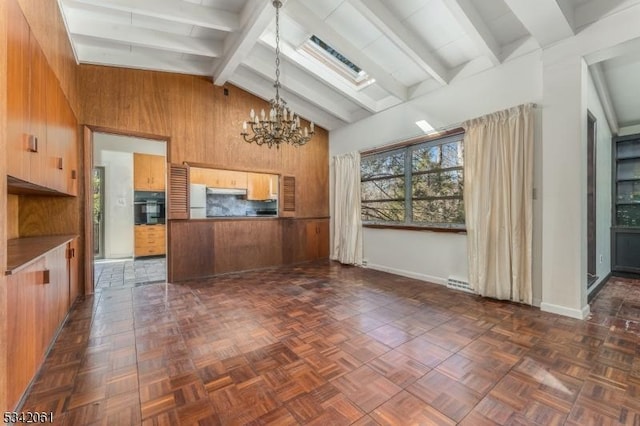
xmin=206 ymin=194 xmax=277 ymax=217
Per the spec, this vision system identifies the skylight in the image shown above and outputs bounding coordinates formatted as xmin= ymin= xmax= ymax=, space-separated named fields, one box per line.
xmin=310 ymin=35 xmax=362 ymax=75
xmin=300 ymin=35 xmax=374 ymax=88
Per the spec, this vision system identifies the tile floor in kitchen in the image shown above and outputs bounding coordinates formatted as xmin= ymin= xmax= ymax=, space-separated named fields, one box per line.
xmin=93 ymin=257 xmax=166 ymax=288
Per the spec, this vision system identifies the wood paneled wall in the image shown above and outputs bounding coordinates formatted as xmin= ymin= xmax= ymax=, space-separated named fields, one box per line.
xmin=79 ymin=65 xmax=329 ymax=218
xmin=1 ymin=0 xmax=9 ymax=414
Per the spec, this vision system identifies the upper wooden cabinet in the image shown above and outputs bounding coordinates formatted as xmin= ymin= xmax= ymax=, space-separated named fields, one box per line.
xmin=6 ymin=0 xmax=78 ymax=196
xmin=247 ymin=173 xmax=270 ymax=200
xmin=6 ymin=0 xmax=31 ymax=182
xmin=190 ymin=167 xmax=247 ymax=189
xmin=247 ymin=173 xmax=278 ymax=200
xmin=134 ymin=153 xmax=165 ymax=191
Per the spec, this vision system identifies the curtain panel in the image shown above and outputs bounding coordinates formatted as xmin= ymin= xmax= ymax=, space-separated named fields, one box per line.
xmin=331 ymin=152 xmax=363 ymax=265
xmin=463 ymin=104 xmax=534 ymax=304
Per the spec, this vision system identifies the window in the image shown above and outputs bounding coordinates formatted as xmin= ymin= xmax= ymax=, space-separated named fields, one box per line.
xmin=361 ymin=133 xmax=465 ymax=229
xmin=299 ymin=35 xmax=374 ymax=88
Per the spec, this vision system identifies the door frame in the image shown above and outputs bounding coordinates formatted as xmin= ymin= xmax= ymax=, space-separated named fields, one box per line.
xmin=82 ymin=125 xmax=171 ymax=295
xmin=93 ymin=166 xmax=106 ymax=260
xmin=587 ymin=110 xmax=597 ymax=287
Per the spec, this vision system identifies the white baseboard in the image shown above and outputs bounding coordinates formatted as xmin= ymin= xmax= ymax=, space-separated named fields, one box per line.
xmin=364 ymin=263 xmax=447 ymax=286
xmin=540 ymin=302 xmax=590 ymax=319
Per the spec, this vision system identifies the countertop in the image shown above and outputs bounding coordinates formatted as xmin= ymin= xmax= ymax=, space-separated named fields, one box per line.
xmin=6 ymin=235 xmax=77 ymax=275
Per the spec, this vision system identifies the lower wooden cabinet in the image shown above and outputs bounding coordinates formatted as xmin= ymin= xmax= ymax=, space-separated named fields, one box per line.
xmin=134 ymin=224 xmax=166 ymax=257
xmin=6 ymin=238 xmax=77 ymax=409
xmin=282 ymin=218 xmax=330 ymax=264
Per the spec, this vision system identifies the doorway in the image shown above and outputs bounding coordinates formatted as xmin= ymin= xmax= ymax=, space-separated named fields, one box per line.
xmin=587 ymin=111 xmax=597 ymax=287
xmin=93 ymin=166 xmax=105 ymax=260
xmin=84 ymin=128 xmax=169 ymax=293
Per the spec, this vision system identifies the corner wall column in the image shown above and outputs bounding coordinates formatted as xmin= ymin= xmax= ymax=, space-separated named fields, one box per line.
xmin=540 ymin=54 xmax=590 ymax=318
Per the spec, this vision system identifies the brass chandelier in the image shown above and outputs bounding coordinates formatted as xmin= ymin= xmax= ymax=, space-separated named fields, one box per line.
xmin=241 ymin=0 xmax=314 ymax=149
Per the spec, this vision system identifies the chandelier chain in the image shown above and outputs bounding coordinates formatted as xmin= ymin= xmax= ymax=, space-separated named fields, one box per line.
xmin=274 ymin=1 xmax=280 ymax=103
xmin=240 ymin=0 xmax=314 ymax=149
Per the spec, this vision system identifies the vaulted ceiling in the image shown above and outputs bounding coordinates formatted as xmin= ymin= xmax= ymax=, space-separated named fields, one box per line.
xmin=58 ymin=0 xmax=640 ymax=132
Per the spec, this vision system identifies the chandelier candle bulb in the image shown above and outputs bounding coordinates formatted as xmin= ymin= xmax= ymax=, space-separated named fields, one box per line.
xmin=239 ymin=0 xmax=314 ymax=148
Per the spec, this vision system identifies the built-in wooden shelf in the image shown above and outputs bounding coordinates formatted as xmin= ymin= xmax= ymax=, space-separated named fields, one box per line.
xmin=6 ymin=235 xmax=76 ymax=275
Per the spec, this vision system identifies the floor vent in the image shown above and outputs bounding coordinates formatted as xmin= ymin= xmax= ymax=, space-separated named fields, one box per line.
xmin=446 ymin=277 xmax=475 ymax=294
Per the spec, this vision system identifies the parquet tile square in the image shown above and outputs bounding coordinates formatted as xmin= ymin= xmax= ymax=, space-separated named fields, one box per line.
xmin=371 ymin=390 xmax=456 ymax=425
xmin=15 ymin=262 xmax=640 ymax=425
xmin=368 ymin=349 xmax=432 ymax=388
xmin=332 ymin=365 xmax=402 ymax=412
xmin=395 ymin=335 xmax=454 ymax=367
xmin=407 ymin=370 xmax=482 ymax=422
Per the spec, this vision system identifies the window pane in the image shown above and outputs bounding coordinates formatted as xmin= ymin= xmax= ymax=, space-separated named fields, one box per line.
xmin=362 ymin=177 xmax=405 ymax=201
xmin=412 ymin=145 xmax=440 ymax=171
xmin=362 ymin=201 xmax=405 ymax=222
xmin=441 ymin=141 xmax=463 ymax=168
xmin=412 ymin=170 xmax=463 ymax=197
xmin=361 ymin=151 xmax=405 ymax=179
xmin=412 ymin=199 xmax=465 ymax=224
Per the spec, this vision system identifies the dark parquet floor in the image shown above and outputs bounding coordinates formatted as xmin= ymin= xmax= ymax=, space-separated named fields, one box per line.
xmin=20 ymin=261 xmax=640 ymax=425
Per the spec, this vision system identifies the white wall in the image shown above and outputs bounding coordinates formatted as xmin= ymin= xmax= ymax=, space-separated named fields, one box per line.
xmin=94 ymin=133 xmax=166 ymax=259
xmin=330 ymin=51 xmax=544 ymax=301
xmin=587 ymin=71 xmax=613 ymax=293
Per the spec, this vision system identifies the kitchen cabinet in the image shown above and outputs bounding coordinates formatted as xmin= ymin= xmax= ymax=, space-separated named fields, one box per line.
xmin=270 ymin=174 xmax=279 ymax=198
xmin=6 ymin=0 xmax=31 ymax=182
xmin=6 ymin=0 xmax=78 ymax=196
xmin=612 ymin=133 xmax=640 ymax=274
xmin=190 ymin=167 xmax=247 ymax=189
xmin=134 ymin=224 xmax=166 ymax=257
xmin=6 ymin=236 xmax=76 ymax=409
xmin=247 ymin=172 xmax=271 ymax=200
xmin=134 ymin=153 xmax=166 ymax=191
xmin=282 ymin=218 xmax=329 ymax=264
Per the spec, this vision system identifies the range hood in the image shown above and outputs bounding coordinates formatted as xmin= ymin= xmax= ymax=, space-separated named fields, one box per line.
xmin=206 ymin=187 xmax=247 ymax=195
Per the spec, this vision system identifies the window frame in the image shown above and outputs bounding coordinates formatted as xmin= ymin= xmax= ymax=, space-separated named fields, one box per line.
xmin=360 ymin=131 xmax=466 ymax=232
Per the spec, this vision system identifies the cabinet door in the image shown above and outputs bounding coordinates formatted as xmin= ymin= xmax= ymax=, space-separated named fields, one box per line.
xmin=148 ymin=154 xmax=166 ymax=191
xmin=6 ymin=0 xmax=31 ymax=182
xmin=29 ymin=35 xmax=48 ymax=187
xmin=46 ymin=66 xmax=65 ymax=192
xmin=134 ymin=153 xmax=151 ymax=190
xmin=247 ymin=172 xmax=270 ymax=200
xmin=269 ymin=174 xmax=279 ymax=198
xmin=68 ymin=239 xmax=80 ymax=304
xmin=228 ymin=170 xmax=247 ymax=189
xmin=305 ymin=219 xmax=330 ymax=260
xmin=7 ymin=259 xmax=42 ymax=409
xmin=64 ymin=99 xmax=79 ymax=196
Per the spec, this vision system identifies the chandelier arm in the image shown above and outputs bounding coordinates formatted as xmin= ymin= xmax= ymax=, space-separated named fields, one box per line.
xmin=240 ymin=0 xmax=313 ymax=149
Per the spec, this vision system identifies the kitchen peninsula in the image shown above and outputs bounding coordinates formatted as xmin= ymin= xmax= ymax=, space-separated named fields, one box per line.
xmin=168 ymin=165 xmax=328 ymax=281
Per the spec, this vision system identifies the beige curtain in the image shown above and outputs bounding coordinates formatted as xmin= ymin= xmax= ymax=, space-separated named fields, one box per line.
xmin=463 ymin=104 xmax=534 ymax=304
xmin=331 ymin=152 xmax=363 ymax=265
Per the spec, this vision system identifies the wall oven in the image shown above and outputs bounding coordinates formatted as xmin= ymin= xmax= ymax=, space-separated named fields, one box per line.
xmin=134 ymin=191 xmax=166 ymax=225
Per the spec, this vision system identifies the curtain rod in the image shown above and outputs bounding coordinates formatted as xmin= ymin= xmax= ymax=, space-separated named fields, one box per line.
xmin=359 ymin=126 xmax=464 ymax=156
xmin=358 ymin=103 xmax=538 ymax=156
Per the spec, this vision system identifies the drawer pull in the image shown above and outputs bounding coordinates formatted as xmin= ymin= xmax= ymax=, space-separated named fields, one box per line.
xmin=28 ymin=135 xmax=38 ymax=153
xmin=57 ymin=157 xmax=64 ymax=170
xmin=41 ymin=270 xmax=50 ymax=285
